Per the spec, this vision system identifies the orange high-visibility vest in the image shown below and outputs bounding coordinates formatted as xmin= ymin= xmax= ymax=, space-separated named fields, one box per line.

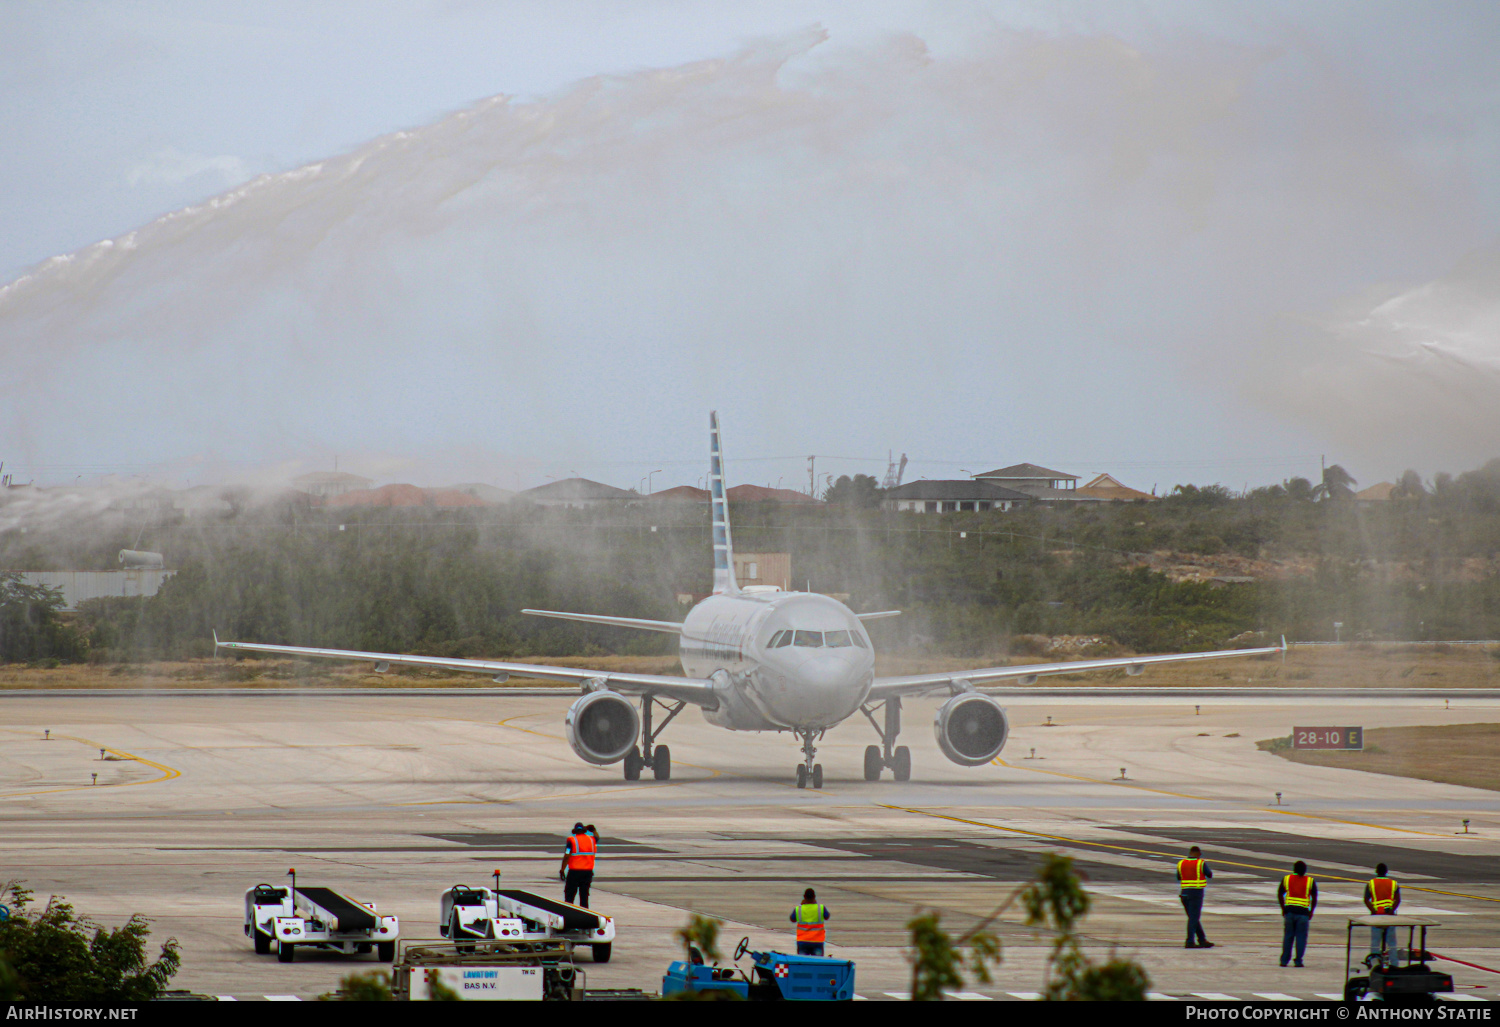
xmin=566 ymin=833 xmax=597 ymax=871
xmin=1283 ymin=874 xmax=1313 ymax=909
xmin=795 ymin=903 xmax=827 ymax=943
xmin=1369 ymin=877 xmax=1397 ymax=913
xmin=1178 ymin=859 xmax=1207 ymax=889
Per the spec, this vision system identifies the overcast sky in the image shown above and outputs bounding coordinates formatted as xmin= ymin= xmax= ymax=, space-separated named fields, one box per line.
xmin=3 ymin=1 xmax=1499 ymax=494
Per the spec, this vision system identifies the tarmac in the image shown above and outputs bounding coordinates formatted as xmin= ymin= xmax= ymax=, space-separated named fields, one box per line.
xmin=2 ymin=687 xmax=1498 ymax=1001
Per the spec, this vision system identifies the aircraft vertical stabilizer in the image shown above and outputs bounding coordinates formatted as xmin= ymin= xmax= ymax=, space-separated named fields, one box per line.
xmin=709 ymin=411 xmax=739 ymax=595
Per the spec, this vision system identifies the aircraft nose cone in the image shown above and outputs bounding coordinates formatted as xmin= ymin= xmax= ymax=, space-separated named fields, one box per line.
xmin=767 ymin=649 xmax=868 ymax=726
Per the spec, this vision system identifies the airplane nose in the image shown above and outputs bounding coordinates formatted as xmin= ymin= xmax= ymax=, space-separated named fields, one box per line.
xmin=764 ymin=649 xmax=869 ymax=726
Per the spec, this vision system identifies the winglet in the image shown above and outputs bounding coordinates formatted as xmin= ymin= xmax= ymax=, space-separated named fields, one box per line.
xmin=212 ymin=629 xmax=220 ymax=651
xmin=709 ymin=411 xmax=739 ymax=595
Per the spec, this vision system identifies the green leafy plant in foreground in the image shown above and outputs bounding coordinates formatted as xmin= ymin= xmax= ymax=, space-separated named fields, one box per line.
xmin=1022 ymin=853 xmax=1150 ymax=1001
xmin=0 ymin=881 xmax=180 ymax=1001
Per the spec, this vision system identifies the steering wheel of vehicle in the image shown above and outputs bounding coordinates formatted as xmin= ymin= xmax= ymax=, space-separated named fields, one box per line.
xmin=734 ymin=937 xmax=750 ymax=961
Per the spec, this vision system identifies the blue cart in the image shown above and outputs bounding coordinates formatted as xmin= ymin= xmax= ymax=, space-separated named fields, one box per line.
xmin=663 ymin=939 xmax=855 ymax=1001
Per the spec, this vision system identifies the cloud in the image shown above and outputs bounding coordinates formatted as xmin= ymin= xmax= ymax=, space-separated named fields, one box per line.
xmin=126 ymin=147 xmax=252 ymax=189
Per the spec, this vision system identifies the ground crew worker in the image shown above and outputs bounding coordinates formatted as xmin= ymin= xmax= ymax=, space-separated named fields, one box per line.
xmin=1277 ymin=860 xmax=1318 ymax=967
xmin=790 ymin=888 xmax=830 ymax=956
xmin=558 ymin=822 xmax=597 ymax=908
xmin=1364 ymin=863 xmax=1401 ymax=958
xmin=1177 ymin=845 xmax=1215 ymax=949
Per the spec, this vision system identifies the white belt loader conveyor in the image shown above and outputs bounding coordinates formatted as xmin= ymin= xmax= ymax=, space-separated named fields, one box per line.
xmin=245 ymin=871 xmax=399 ymax=963
xmin=392 ymin=939 xmax=583 ymax=1001
xmin=440 ymin=880 xmax=615 ymax=962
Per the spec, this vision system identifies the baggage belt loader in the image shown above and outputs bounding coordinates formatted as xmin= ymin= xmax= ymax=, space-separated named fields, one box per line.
xmin=246 ymin=870 xmax=399 ymax=963
xmin=440 ymin=876 xmax=615 ymax=963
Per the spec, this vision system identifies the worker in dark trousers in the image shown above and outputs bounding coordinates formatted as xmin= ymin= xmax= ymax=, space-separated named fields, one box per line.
xmin=1277 ymin=860 xmax=1318 ymax=967
xmin=1364 ymin=863 xmax=1401 ymax=961
xmin=558 ymin=822 xmax=597 ymax=908
xmin=1177 ymin=845 xmax=1215 ymax=949
xmin=790 ymin=888 xmax=830 ymax=956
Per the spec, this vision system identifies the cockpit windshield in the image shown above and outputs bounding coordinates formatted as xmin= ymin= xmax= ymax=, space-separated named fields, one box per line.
xmin=766 ymin=628 xmax=868 ymax=650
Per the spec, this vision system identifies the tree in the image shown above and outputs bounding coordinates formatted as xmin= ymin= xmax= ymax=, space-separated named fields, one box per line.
xmin=1022 ymin=854 xmax=1149 ymax=1001
xmin=1164 ymin=484 xmax=1235 ymax=507
xmin=1313 ymin=464 xmax=1357 ymax=502
xmin=906 ymin=911 xmax=1001 ymax=1001
xmin=675 ymin=912 xmax=723 ymax=963
xmin=0 ymin=573 xmax=87 ymax=663
xmin=823 ymin=474 xmax=884 ymax=509
xmin=0 ymin=882 xmax=180 ymax=1001
xmin=1391 ymin=469 xmax=1427 ymax=500
xmin=1283 ymin=477 xmax=1316 ymax=503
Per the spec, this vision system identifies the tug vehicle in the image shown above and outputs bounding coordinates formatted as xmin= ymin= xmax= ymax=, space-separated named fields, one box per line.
xmin=245 ymin=870 xmax=399 ymax=963
xmin=438 ymin=877 xmax=615 ymax=963
xmin=1343 ymin=915 xmax=1454 ymax=1004
xmin=662 ymin=936 xmax=855 ymax=1001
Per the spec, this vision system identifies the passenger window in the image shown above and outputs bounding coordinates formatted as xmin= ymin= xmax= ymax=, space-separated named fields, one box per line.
xmin=793 ymin=630 xmax=824 ymax=647
xmin=824 ymin=630 xmax=853 ymax=648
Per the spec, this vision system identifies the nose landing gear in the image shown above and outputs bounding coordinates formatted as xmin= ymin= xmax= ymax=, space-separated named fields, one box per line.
xmin=795 ymin=730 xmax=825 ymax=789
xmin=858 ymin=697 xmax=911 ymax=782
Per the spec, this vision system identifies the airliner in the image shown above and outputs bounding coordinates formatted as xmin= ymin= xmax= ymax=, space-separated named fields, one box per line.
xmin=217 ymin=413 xmax=1282 ymax=788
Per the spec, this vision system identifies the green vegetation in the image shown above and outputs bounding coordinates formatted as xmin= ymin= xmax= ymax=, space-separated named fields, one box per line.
xmin=906 ymin=910 xmax=1001 ymax=1001
xmin=0 ymin=572 xmax=86 ymax=664
xmin=1022 ymin=853 xmax=1150 ymax=1001
xmin=5 ymin=456 xmax=1500 ymax=664
xmin=0 ymin=881 xmax=180 ymax=1001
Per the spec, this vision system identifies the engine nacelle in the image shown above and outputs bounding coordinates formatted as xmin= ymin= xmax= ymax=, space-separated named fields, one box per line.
xmin=933 ymin=694 xmax=1009 ymax=766
xmin=565 ymin=691 xmax=640 ymax=765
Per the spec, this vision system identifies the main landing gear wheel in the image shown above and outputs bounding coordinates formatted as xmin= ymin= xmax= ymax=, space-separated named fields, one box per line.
xmin=652 ymin=745 xmax=671 ymax=781
xmin=796 ymin=764 xmax=808 ymax=789
xmin=893 ymin=746 xmax=912 ymax=782
xmin=812 ymin=764 xmax=824 ymax=789
xmin=623 ymin=746 xmax=643 ymax=781
xmin=277 ymin=942 xmax=295 ymax=963
xmin=863 ymin=745 xmax=882 ymax=782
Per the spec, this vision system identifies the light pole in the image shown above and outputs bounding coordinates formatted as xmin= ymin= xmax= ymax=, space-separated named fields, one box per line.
xmin=648 ymin=469 xmax=662 ymax=494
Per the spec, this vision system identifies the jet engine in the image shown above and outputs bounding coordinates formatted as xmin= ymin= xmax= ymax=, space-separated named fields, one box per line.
xmin=565 ymin=691 xmax=641 ymax=765
xmin=933 ymin=694 xmax=1009 ymax=766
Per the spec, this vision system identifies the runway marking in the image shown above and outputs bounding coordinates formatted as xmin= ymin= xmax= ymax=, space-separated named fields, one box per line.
xmin=881 ymin=805 xmax=1500 ymax=905
xmin=991 ymin=756 xmax=1452 ymax=838
xmin=0 ymin=729 xmax=182 ymax=799
xmin=1147 ymin=992 xmax=1181 ymax=1000
xmin=1193 ymin=993 xmax=1239 ymax=1001
xmin=1008 ymin=992 xmax=1042 ymax=1000
xmin=1254 ymin=993 xmax=1299 ymax=1001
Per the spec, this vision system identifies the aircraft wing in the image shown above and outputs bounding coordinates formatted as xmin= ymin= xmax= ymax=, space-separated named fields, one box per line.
xmin=866 ymin=643 xmax=1286 ymax=700
xmin=213 ymin=635 xmax=719 ymax=707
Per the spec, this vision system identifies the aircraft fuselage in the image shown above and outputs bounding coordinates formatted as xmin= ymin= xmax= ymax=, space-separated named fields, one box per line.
xmin=678 ymin=590 xmax=874 ymax=732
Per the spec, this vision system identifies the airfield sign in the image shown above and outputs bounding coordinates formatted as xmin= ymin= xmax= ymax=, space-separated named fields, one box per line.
xmin=1293 ymin=726 xmax=1363 ymax=750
